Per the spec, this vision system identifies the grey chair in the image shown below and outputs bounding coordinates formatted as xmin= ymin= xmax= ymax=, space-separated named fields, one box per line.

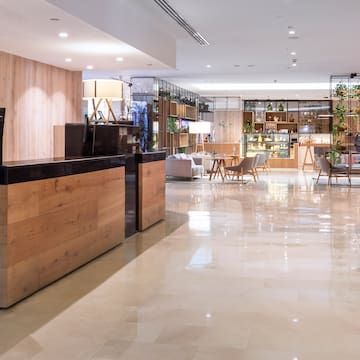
xmin=316 ymin=157 xmax=351 ymax=185
xmin=224 ymin=156 xmax=257 ymax=182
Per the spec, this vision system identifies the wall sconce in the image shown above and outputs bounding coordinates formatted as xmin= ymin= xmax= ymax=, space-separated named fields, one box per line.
xmin=189 ymin=121 xmax=211 ymax=152
xmin=83 ymin=79 xmax=123 ymax=123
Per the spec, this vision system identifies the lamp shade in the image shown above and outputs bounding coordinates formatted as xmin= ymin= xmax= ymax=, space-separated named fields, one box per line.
xmin=189 ymin=121 xmax=211 ymax=134
xmin=82 ymin=79 xmax=123 ymax=100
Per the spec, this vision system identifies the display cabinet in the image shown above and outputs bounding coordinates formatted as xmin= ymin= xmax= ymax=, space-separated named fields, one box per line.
xmin=243 ymin=100 xmax=331 ymax=135
xmin=244 ymin=133 xmax=290 ymax=158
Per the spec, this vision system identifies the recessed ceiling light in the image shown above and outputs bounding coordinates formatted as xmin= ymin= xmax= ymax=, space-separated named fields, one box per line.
xmin=290 ymin=51 xmax=296 ymax=56
xmin=58 ymin=32 xmax=68 ymax=38
xmin=65 ymin=58 xmax=72 ymax=62
xmin=49 ymin=18 xmax=60 ymax=22
xmin=234 ymin=64 xmax=240 ymax=68
xmin=288 ymin=30 xmax=296 ymax=35
xmin=248 ymin=64 xmax=256 ymax=68
xmin=86 ymin=65 xmax=93 ymax=70
xmin=116 ymin=57 xmax=124 ymax=62
xmin=292 ymin=63 xmax=297 ymax=67
xmin=147 ymin=63 xmax=153 ymax=66
xmin=206 ymin=64 xmax=212 ymax=68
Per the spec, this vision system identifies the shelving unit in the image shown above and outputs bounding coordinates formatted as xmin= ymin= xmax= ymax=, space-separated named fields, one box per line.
xmin=131 ymin=77 xmax=200 ymax=155
xmin=330 ymin=74 xmax=360 ymax=173
xmin=243 ymin=100 xmax=331 ymax=135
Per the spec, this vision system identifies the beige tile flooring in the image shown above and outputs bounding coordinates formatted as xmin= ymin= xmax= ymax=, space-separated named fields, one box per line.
xmin=1 ymin=170 xmax=360 ymax=359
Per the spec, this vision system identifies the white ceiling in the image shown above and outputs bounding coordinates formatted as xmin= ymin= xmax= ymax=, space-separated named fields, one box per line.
xmin=1 ymin=0 xmax=359 ymax=99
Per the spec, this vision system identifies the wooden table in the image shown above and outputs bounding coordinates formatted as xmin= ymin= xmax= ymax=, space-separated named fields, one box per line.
xmin=207 ymin=155 xmax=234 ymax=181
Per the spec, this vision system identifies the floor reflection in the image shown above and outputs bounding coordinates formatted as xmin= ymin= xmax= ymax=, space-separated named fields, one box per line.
xmin=2 ymin=170 xmax=360 ymax=359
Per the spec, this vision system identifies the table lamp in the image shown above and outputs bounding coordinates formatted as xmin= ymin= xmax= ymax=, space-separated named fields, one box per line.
xmin=83 ymin=79 xmax=123 ymax=123
xmin=189 ymin=121 xmax=211 ymax=152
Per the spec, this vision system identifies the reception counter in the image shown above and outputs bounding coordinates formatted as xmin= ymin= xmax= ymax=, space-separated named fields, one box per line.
xmin=135 ymin=152 xmax=166 ymax=231
xmin=0 ymin=155 xmax=125 ymax=308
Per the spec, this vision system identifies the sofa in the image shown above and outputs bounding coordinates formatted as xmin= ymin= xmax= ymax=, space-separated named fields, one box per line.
xmin=166 ymin=153 xmax=203 ymax=179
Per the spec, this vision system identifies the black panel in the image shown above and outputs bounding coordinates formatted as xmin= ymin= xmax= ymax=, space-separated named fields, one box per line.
xmin=65 ymin=123 xmax=86 ymax=157
xmin=0 ymin=155 xmax=125 ymax=184
xmin=125 ymin=154 xmax=137 ymax=238
xmin=0 ymin=108 xmax=5 ymax=164
xmin=135 ymin=151 xmax=166 ymax=163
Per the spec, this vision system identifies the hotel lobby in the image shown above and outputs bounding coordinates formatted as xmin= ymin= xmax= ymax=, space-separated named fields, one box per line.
xmin=1 ymin=1 xmax=360 ymax=359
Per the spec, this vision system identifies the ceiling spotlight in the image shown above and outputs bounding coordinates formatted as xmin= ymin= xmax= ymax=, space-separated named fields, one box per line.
xmin=206 ymin=64 xmax=212 ymax=68
xmin=147 ymin=63 xmax=153 ymax=66
xmin=290 ymin=51 xmax=296 ymax=56
xmin=49 ymin=18 xmax=60 ymax=21
xmin=65 ymin=58 xmax=72 ymax=62
xmin=288 ymin=30 xmax=296 ymax=35
xmin=248 ymin=64 xmax=256 ymax=68
xmin=234 ymin=64 xmax=240 ymax=68
xmin=116 ymin=57 xmax=124 ymax=62
xmin=58 ymin=32 xmax=69 ymax=38
xmin=292 ymin=63 xmax=297 ymax=67
xmin=86 ymin=65 xmax=93 ymax=70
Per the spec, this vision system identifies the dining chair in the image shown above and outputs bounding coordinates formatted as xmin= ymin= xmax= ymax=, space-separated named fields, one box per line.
xmin=224 ymin=156 xmax=257 ymax=182
xmin=316 ymin=157 xmax=351 ymax=185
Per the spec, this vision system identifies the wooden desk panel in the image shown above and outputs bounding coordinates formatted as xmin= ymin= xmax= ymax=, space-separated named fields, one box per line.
xmin=138 ymin=160 xmax=165 ymax=231
xmin=0 ymin=167 xmax=125 ymax=308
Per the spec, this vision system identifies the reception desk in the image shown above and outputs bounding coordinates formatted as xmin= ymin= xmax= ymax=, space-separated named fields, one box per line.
xmin=135 ymin=152 xmax=166 ymax=231
xmin=0 ymin=155 xmax=125 ymax=308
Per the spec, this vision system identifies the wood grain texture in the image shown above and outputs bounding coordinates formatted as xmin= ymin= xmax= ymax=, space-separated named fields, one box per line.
xmin=138 ymin=160 xmax=165 ymax=231
xmin=0 ymin=167 xmax=125 ymax=308
xmin=0 ymin=51 xmax=82 ymax=161
xmin=204 ymin=143 xmax=241 ymax=155
xmin=212 ymin=111 xmax=243 ymax=143
xmin=53 ymin=125 xmax=65 ymax=158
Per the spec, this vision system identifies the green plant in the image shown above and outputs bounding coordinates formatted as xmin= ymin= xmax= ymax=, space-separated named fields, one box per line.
xmin=333 ymin=103 xmax=347 ymax=122
xmin=266 ymin=104 xmax=273 ymax=111
xmin=245 ymin=122 xmax=253 ymax=133
xmin=335 ymin=140 xmax=346 ymax=151
xmin=352 ymin=85 xmax=360 ymax=99
xmin=167 ymin=117 xmax=177 ymax=133
xmin=327 ymin=149 xmax=342 ymax=165
xmin=334 ymin=83 xmax=348 ymax=99
xmin=278 ymin=103 xmax=284 ymax=111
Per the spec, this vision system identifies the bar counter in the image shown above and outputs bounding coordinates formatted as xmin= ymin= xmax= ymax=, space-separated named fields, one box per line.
xmin=0 ymin=155 xmax=125 ymax=308
xmin=135 ymin=151 xmax=166 ymax=231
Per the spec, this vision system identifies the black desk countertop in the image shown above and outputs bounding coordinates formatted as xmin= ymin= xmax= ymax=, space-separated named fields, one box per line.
xmin=135 ymin=151 xmax=166 ymax=163
xmin=0 ymin=155 xmax=126 ymax=184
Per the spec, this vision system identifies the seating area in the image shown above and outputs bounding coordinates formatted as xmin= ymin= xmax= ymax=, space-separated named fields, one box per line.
xmin=316 ymin=156 xmax=351 ymax=185
xmin=166 ymin=152 xmax=271 ymax=182
xmin=165 ymin=153 xmax=203 ymax=179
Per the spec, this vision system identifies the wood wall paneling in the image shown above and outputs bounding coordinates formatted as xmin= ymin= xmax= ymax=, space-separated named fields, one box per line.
xmin=212 ymin=110 xmax=243 ymax=143
xmin=0 ymin=51 xmax=82 ymax=161
xmin=0 ymin=167 xmax=125 ymax=308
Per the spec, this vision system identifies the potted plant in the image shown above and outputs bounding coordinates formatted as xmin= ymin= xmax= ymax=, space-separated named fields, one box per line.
xmin=333 ymin=102 xmax=347 ymax=121
xmin=278 ymin=103 xmax=284 ymax=111
xmin=167 ymin=116 xmax=178 ymax=133
xmin=266 ymin=104 xmax=273 ymax=111
xmin=352 ymin=85 xmax=360 ymax=99
xmin=334 ymin=83 xmax=348 ymax=99
xmin=327 ymin=149 xmax=342 ymax=165
xmin=335 ymin=139 xmax=346 ymax=151
xmin=245 ymin=122 xmax=253 ymax=133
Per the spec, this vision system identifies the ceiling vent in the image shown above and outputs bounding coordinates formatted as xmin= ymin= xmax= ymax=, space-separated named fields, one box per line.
xmin=153 ymin=0 xmax=210 ymax=46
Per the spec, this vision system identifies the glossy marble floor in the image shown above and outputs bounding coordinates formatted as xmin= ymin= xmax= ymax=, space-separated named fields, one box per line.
xmin=1 ymin=170 xmax=360 ymax=360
